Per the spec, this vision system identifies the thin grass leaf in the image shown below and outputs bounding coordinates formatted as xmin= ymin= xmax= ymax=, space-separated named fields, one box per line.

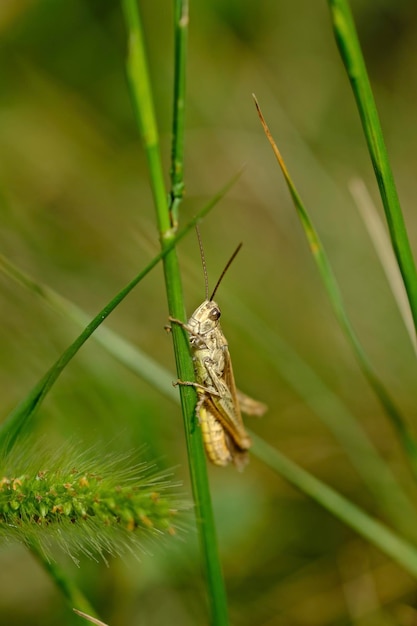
xmin=4 ymin=260 xmax=178 ymax=402
xmin=73 ymin=609 xmax=109 ymax=626
xmin=121 ymin=0 xmax=170 ymax=234
xmin=0 ymin=190 xmax=229 ymax=453
xmin=328 ymin=0 xmax=417 ymax=336
xmin=253 ymin=95 xmax=417 ymax=481
xmin=349 ymin=177 xmax=417 ymax=356
xmin=30 ymin=541 xmax=99 ymax=618
xmin=230 ymin=296 xmax=417 ymax=540
xmin=251 ymin=432 xmax=417 ymax=580
xmin=170 ymin=0 xmax=188 ymax=227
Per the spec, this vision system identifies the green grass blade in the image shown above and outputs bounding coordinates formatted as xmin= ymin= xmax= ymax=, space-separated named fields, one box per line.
xmin=349 ymin=178 xmax=417 ymax=356
xmin=251 ymin=432 xmax=417 ymax=580
xmin=0 ymin=193 xmax=226 ymax=452
xmin=230 ymin=297 xmax=417 ymax=540
xmin=0 ymin=249 xmax=171 ymax=452
xmin=328 ymin=0 xmax=417 ymax=336
xmin=170 ymin=0 xmax=188 ymax=226
xmin=121 ymin=0 xmax=170 ymax=234
xmin=29 ymin=539 xmax=99 ymax=619
xmin=253 ymin=96 xmax=417 ymax=481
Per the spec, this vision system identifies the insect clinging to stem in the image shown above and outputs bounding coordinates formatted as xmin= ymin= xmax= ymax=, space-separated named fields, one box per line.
xmin=169 ymin=227 xmax=267 ymax=469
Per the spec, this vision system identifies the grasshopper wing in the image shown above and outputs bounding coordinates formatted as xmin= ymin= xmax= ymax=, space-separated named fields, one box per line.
xmin=207 ymin=349 xmax=252 ymax=451
xmin=236 ymin=389 xmax=267 ymax=417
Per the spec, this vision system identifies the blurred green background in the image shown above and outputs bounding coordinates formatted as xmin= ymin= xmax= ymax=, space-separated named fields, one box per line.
xmin=2 ymin=0 xmax=417 ymax=624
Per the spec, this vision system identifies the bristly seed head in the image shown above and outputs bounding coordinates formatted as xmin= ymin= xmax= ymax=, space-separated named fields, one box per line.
xmin=0 ymin=441 xmax=189 ymax=563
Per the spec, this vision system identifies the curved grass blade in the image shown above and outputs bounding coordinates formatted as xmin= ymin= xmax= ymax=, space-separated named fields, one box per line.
xmin=29 ymin=540 xmax=101 ymax=620
xmin=349 ymin=177 xmax=417 ymax=356
xmin=230 ymin=296 xmax=417 ymax=540
xmin=0 ymin=181 xmax=235 ymax=453
xmin=0 ymin=256 xmax=179 ymax=405
xmin=253 ymin=95 xmax=417 ymax=481
xmin=328 ymin=0 xmax=417 ymax=336
xmin=251 ymin=432 xmax=417 ymax=580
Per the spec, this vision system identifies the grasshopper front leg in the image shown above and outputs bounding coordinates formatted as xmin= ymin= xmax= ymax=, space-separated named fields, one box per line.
xmin=173 ymin=378 xmax=220 ymax=397
xmin=168 ymin=316 xmax=194 ymax=336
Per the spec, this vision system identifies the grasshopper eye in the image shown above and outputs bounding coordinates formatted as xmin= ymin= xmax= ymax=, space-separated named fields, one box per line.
xmin=209 ymin=307 xmax=221 ymax=321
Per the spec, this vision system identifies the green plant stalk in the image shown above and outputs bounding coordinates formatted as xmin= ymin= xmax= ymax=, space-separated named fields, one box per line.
xmin=121 ymin=0 xmax=169 ymax=234
xmin=166 ymin=6 xmax=230 ymax=616
xmin=121 ymin=1 xmax=229 ymax=624
xmin=170 ymin=0 xmax=188 ymax=226
xmin=251 ymin=432 xmax=417 ymax=578
xmin=328 ymin=0 xmax=417 ymax=335
xmin=254 ymin=96 xmax=417 ymax=481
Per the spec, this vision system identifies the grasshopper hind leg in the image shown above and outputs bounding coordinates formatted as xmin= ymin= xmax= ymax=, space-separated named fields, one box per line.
xmin=199 ymin=405 xmax=232 ymax=466
xmin=198 ymin=404 xmax=249 ymax=470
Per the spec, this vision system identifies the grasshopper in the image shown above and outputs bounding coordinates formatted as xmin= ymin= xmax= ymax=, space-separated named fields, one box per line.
xmin=170 ymin=230 xmax=266 ymax=469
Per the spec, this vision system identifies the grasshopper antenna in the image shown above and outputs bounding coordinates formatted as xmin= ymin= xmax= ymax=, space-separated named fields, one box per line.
xmin=210 ymin=242 xmax=243 ymax=301
xmin=196 ymin=224 xmax=210 ymax=301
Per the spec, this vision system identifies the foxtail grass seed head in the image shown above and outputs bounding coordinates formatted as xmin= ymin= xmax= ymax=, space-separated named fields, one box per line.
xmin=0 ymin=441 xmax=188 ymax=563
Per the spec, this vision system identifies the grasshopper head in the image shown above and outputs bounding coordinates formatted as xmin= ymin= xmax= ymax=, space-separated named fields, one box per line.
xmin=188 ymin=299 xmax=221 ymax=336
